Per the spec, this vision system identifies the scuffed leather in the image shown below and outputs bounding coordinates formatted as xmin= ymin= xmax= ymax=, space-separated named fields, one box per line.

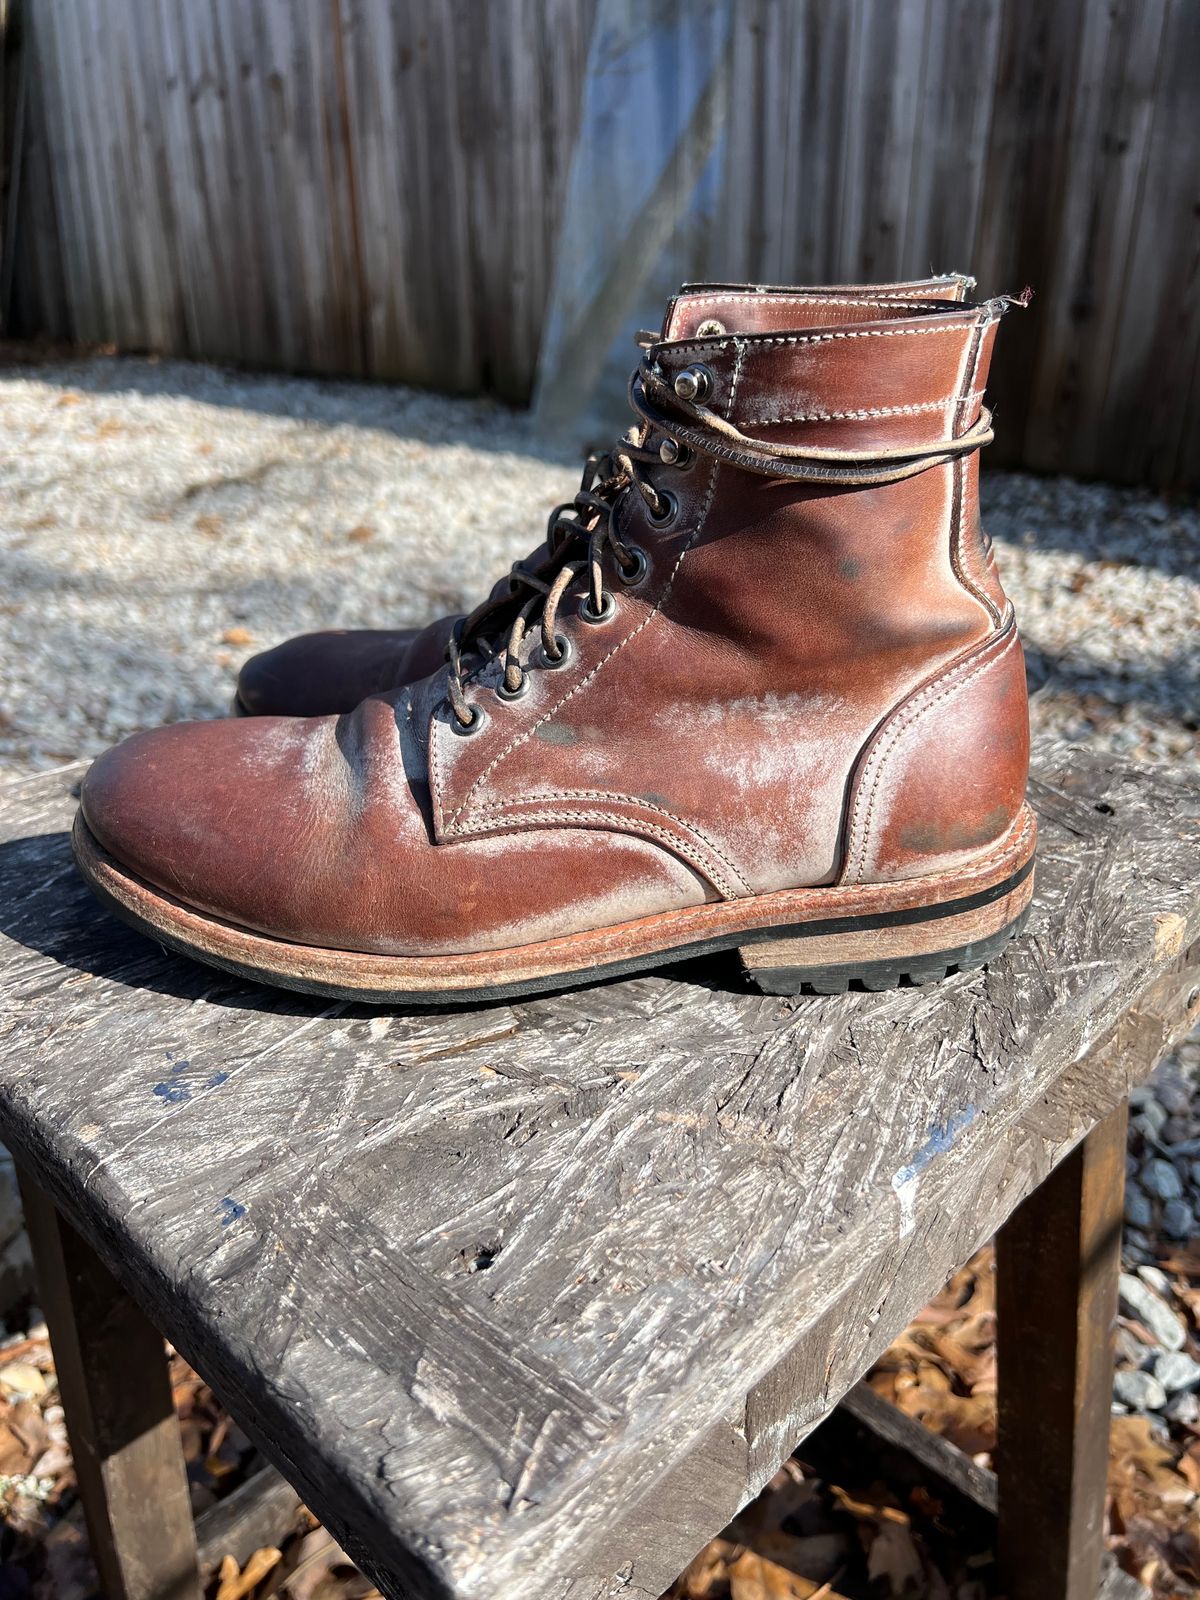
xmin=82 ymin=291 xmax=1030 ymax=958
xmin=839 ymin=613 xmax=1031 ymax=884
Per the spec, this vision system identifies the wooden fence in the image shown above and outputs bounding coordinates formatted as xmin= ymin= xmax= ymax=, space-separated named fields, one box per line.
xmin=6 ymin=0 xmax=1199 ymax=489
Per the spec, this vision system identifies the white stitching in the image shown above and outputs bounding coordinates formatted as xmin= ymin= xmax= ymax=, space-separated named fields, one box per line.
xmin=455 ymin=809 xmax=743 ymax=901
xmin=949 ymin=316 xmax=1001 ymax=624
xmin=667 ymin=320 xmax=978 ymax=358
xmin=465 ymin=787 xmax=754 ymax=894
xmin=678 ymin=292 xmax=954 ymax=316
xmin=846 ymin=623 xmax=1019 ymax=883
xmin=957 ymin=315 xmax=992 ymax=436
xmin=442 ymin=339 xmax=747 ymax=863
xmin=745 ymin=392 xmax=983 ymax=426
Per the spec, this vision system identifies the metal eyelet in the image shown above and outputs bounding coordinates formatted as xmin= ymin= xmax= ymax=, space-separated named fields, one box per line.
xmin=647 ymin=489 xmax=679 ymax=529
xmin=659 ymin=437 xmax=693 ymax=469
xmin=673 ymin=364 xmax=713 ymax=403
xmin=579 ymin=591 xmax=616 ymax=625
xmin=617 ymin=545 xmax=649 ymax=586
xmin=495 ymin=671 xmax=529 ymax=702
xmin=450 ymin=703 xmax=487 ymax=736
xmin=536 ymin=633 xmax=574 ymax=671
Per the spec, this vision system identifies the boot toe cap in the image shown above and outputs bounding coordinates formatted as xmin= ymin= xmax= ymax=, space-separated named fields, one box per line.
xmin=79 ymin=716 xmax=332 ymax=937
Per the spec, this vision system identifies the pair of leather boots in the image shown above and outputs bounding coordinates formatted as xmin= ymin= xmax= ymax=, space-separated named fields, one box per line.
xmin=74 ymin=275 xmax=1034 ymax=1004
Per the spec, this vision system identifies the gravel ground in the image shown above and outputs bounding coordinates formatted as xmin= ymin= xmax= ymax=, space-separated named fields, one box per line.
xmin=0 ymin=352 xmax=1196 ymax=772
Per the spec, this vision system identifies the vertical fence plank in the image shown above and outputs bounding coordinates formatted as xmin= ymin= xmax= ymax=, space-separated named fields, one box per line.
xmin=1022 ymin=0 xmax=1170 ymax=479
xmin=9 ymin=0 xmax=1199 ymax=487
xmin=1094 ymin=0 xmax=1200 ymax=488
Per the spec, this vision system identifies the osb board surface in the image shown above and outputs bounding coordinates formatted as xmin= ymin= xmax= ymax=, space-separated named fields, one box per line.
xmin=0 ymin=750 xmax=1197 ymax=1600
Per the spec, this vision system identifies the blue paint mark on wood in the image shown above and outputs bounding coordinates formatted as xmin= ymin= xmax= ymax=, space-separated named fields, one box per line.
xmin=154 ymin=1081 xmax=191 ymax=1104
xmin=208 ymin=1071 xmax=230 ymax=1088
xmin=218 ymin=1198 xmax=246 ymax=1227
xmin=895 ymin=1105 xmax=979 ymax=1190
xmin=891 ymin=1106 xmax=979 ymax=1236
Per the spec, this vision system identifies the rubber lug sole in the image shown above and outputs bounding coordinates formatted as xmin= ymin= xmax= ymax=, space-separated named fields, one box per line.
xmin=743 ymin=903 xmax=1032 ymax=996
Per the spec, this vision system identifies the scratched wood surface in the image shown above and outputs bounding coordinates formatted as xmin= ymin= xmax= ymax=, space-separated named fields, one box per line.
xmin=0 ymin=749 xmax=1197 ymax=1600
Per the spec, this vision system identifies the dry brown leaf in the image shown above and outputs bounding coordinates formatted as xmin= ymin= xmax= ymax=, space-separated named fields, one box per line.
xmin=727 ymin=1550 xmax=849 ymax=1600
xmin=216 ymin=1546 xmax=281 ymax=1600
xmin=669 ymin=1535 xmax=741 ymax=1598
xmin=828 ymin=1481 xmax=909 ymax=1526
xmin=1109 ymin=1414 xmax=1197 ymax=1539
xmin=0 ymin=1399 xmax=48 ymax=1476
xmin=1159 ymin=1248 xmax=1200 ymax=1279
xmin=1179 ymin=1441 xmax=1200 ymax=1493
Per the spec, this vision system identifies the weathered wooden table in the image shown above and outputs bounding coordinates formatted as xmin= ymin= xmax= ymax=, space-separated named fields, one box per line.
xmin=0 ymin=749 xmax=1197 ymax=1600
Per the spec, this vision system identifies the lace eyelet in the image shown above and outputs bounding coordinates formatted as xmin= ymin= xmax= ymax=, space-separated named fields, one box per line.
xmin=618 ymin=545 xmax=649 ymax=586
xmin=579 ymin=591 xmax=615 ymax=625
xmin=647 ymin=489 xmax=679 ymax=529
xmin=495 ymin=671 xmax=529 ymax=702
xmin=450 ymin=703 xmax=487 ymax=736
xmin=536 ymin=633 xmax=574 ymax=671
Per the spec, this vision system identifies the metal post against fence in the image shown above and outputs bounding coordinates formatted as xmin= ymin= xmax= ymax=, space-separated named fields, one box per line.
xmin=533 ymin=0 xmax=733 ymax=444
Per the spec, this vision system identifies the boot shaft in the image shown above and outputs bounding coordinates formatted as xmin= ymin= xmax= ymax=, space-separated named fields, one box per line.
xmin=649 ymin=292 xmax=1011 ymax=674
xmin=430 ymin=290 xmax=1027 ymax=896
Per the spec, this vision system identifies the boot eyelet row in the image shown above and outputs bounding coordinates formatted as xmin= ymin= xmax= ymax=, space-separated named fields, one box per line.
xmin=451 ymin=704 xmax=488 ymax=737
xmin=579 ymin=591 xmax=616 ymax=626
xmin=618 ymin=545 xmax=649 ymax=586
xmin=647 ymin=489 xmax=679 ymax=530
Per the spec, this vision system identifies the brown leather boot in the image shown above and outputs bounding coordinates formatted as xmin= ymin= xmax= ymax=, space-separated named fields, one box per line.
xmin=234 ymin=275 xmax=977 ymax=717
xmin=75 ymin=285 xmax=1033 ymax=1001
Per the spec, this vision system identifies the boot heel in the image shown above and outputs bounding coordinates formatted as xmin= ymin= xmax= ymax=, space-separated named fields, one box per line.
xmin=739 ymin=891 xmax=1032 ymax=997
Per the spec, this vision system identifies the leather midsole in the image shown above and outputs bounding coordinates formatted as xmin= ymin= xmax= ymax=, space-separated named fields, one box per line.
xmin=72 ymin=805 xmax=1035 ymax=993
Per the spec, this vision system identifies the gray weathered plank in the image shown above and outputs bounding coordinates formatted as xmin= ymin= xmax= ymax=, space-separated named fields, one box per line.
xmin=0 ymin=748 xmax=1197 ymax=1599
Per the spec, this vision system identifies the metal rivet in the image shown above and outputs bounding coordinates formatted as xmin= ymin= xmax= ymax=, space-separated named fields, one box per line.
xmin=647 ymin=489 xmax=679 ymax=529
xmin=659 ymin=437 xmax=692 ymax=467
xmin=537 ymin=634 xmax=574 ymax=671
xmin=673 ymin=364 xmax=713 ymax=403
xmin=696 ymin=318 xmax=726 ymax=337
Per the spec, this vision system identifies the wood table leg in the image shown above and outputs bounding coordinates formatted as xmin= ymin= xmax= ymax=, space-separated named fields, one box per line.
xmin=995 ymin=1100 xmax=1128 ymax=1600
xmin=18 ymin=1171 xmax=202 ymax=1600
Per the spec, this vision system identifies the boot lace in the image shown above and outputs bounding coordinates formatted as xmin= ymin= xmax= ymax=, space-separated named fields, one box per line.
xmin=445 ymin=342 xmax=994 ymax=729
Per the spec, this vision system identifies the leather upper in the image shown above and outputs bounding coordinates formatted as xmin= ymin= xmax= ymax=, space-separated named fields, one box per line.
xmin=235 ymin=275 xmax=977 ymax=720
xmin=84 ymin=286 xmax=1029 ymax=958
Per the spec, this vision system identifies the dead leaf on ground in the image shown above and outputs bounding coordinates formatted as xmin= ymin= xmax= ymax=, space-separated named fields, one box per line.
xmin=727 ymin=1550 xmax=849 ymax=1600
xmin=215 ymin=1546 xmax=282 ymax=1600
